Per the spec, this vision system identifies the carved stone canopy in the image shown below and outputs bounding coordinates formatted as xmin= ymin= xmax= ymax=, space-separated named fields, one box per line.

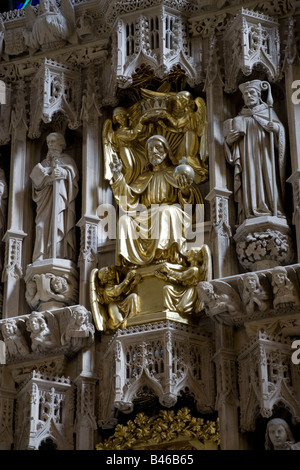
xmin=223 ymin=8 xmax=281 ymax=92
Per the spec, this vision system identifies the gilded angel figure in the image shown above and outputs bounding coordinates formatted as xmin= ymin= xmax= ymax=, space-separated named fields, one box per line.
xmin=90 ymin=265 xmax=141 ymax=333
xmin=102 ymin=106 xmax=149 ymax=184
xmin=155 ymin=245 xmax=212 ymax=316
xmin=139 ymin=89 xmax=209 ymax=184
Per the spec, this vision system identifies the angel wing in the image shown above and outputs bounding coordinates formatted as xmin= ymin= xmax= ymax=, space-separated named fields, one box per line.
xmin=90 ymin=268 xmax=108 ymax=332
xmin=61 ymin=0 xmax=78 ymax=44
xmin=44 ymin=311 xmax=61 ymax=345
xmin=195 ymin=97 xmax=209 ymax=164
xmin=102 ymin=118 xmax=115 ymax=181
xmin=0 ymin=17 xmax=4 ymax=58
xmin=199 ymin=244 xmax=212 ymax=282
xmin=24 ymin=4 xmax=37 ymax=30
xmin=213 ymin=281 xmax=243 ymax=312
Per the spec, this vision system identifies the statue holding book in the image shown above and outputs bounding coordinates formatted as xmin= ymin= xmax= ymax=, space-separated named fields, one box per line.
xmin=224 ymin=79 xmax=286 ymax=225
xmin=30 ymin=132 xmax=79 ymax=263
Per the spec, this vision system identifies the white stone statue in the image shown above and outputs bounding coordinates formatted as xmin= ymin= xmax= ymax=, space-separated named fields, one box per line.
xmin=224 ymin=79 xmax=286 ymax=224
xmin=62 ymin=306 xmax=95 ymax=348
xmin=1 ymin=319 xmax=30 ymax=359
xmin=271 ymin=267 xmax=299 ymax=309
xmin=23 ymin=0 xmax=77 ymax=52
xmin=109 ymin=134 xmax=203 ymax=267
xmin=239 ymin=272 xmax=269 ymax=314
xmin=26 ymin=311 xmax=58 ymax=353
xmin=30 ymin=132 xmax=79 ymax=263
xmin=265 ymin=418 xmax=300 ymax=450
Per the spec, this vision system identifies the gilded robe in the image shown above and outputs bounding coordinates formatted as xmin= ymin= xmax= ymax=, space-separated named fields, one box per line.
xmin=111 ymin=164 xmax=202 ymax=266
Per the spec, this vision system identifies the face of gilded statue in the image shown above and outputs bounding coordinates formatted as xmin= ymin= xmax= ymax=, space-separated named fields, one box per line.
xmin=147 ymin=139 xmax=167 ymax=167
xmin=242 ymin=88 xmax=260 ymax=108
xmin=113 ymin=109 xmax=128 ymax=127
xmin=98 ymin=267 xmax=116 ymax=285
xmin=268 ymin=423 xmax=288 ymax=448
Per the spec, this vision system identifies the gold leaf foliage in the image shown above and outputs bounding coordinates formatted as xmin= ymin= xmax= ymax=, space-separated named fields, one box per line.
xmin=96 ymin=408 xmax=220 ymax=451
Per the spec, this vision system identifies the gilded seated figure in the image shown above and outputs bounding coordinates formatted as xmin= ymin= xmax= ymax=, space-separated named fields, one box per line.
xmin=155 ymin=245 xmax=211 ymax=317
xmin=109 ymin=134 xmax=203 ymax=267
xmin=92 ymin=91 xmax=210 ymax=332
xmin=90 ymin=266 xmax=141 ymax=333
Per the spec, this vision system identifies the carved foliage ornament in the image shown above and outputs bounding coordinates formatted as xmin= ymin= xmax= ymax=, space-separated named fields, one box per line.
xmin=96 ymin=407 xmax=219 ymax=450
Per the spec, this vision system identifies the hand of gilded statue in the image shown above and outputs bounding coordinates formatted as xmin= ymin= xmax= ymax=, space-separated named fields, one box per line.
xmin=175 ymin=174 xmax=192 ymax=198
xmin=126 ymin=271 xmax=136 ymax=281
xmin=154 ymin=270 xmax=169 ymax=281
xmin=130 ymin=274 xmax=142 ymax=288
xmin=109 ymin=153 xmax=123 ymax=179
xmin=226 ymin=129 xmax=244 ymax=145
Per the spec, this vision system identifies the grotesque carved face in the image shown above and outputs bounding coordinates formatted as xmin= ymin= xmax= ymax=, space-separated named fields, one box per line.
xmin=75 ymin=308 xmax=88 ymax=325
xmin=273 ymin=271 xmax=286 ymax=286
xmin=40 ymin=0 xmax=50 ymax=13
